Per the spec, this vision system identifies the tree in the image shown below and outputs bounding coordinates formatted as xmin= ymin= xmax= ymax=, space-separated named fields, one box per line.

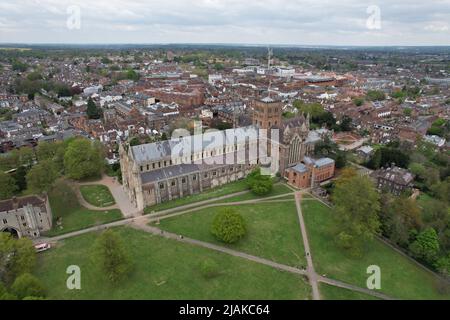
xmin=366 ymin=90 xmax=386 ymax=101
xmin=353 ymin=97 xmax=364 ymax=106
xmin=36 ymin=141 xmax=60 ymax=161
xmin=92 ymin=230 xmax=132 ymax=283
xmin=0 ymin=172 xmax=17 ymax=200
xmin=333 ymin=174 xmax=381 ymax=257
xmin=26 ymin=159 xmax=59 ymax=193
xmin=409 ymin=227 xmax=440 ymax=264
xmin=13 ymin=166 xmax=28 ymax=192
xmin=339 ymin=116 xmax=352 ymax=131
xmin=10 ymin=273 xmax=45 ymax=300
xmin=211 ymin=208 xmax=246 ymax=244
xmin=379 ymin=196 xmax=422 ymax=247
xmin=0 ymin=233 xmax=36 ymax=285
xmin=17 ymin=147 xmax=35 ymax=168
xmin=64 ymin=139 xmax=104 ymax=180
xmin=86 ymin=97 xmax=101 ymax=119
xmin=245 ymin=168 xmax=273 ymax=196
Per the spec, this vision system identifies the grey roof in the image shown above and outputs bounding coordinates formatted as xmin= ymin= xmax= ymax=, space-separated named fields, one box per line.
xmin=314 ymin=158 xmax=335 ymax=167
xmin=291 ymin=163 xmax=308 ymax=173
xmin=131 ymin=126 xmax=259 ymax=164
xmin=303 ymin=156 xmax=335 ymax=168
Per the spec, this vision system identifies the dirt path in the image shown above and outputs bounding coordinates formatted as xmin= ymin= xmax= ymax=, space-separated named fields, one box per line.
xmin=295 ymin=192 xmax=321 ymax=300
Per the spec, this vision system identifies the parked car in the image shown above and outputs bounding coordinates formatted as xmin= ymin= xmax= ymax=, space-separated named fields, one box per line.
xmin=34 ymin=243 xmax=51 ymax=253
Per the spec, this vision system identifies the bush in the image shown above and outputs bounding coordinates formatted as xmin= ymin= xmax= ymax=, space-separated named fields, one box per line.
xmin=211 ymin=209 xmax=246 ymax=244
xmin=199 ymin=259 xmax=221 ymax=279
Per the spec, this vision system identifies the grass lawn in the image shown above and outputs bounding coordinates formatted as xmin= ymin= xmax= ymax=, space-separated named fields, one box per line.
xmin=302 ymin=200 xmax=450 ymax=300
xmin=44 ymin=181 xmax=123 ymax=237
xmin=80 ymin=184 xmax=116 ymax=207
xmin=319 ymin=283 xmax=379 ymax=300
xmin=36 ymin=226 xmax=311 ymax=299
xmin=216 ymin=184 xmax=293 ymax=203
xmin=144 ymin=179 xmax=249 ymax=213
xmin=154 ymin=202 xmax=306 ymax=267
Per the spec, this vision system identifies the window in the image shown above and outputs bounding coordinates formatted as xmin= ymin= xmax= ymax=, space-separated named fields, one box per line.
xmin=213 ymin=171 xmax=217 ymax=176
xmin=2 ymin=219 xmax=7 ymax=224
xmin=204 ymin=173 xmax=208 ymax=178
xmin=152 ymin=163 xmax=155 ymax=169
xmin=146 ymin=164 xmax=149 ymax=170
xmin=164 ymin=161 xmax=167 ymax=166
xmin=21 ymin=216 xmax=25 ymax=221
xmin=193 ymin=175 xmax=197 ymax=181
xmin=159 ymin=183 xmax=164 ymax=189
xmin=182 ymin=178 xmax=186 ymax=184
xmin=171 ymin=181 xmax=176 ymax=186
xmin=140 ymin=166 xmax=143 ymax=172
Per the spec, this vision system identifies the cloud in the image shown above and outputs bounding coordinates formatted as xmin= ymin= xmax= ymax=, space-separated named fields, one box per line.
xmin=0 ymin=0 xmax=449 ymax=45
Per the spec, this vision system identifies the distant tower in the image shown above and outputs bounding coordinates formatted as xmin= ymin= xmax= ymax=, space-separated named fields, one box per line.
xmin=252 ymin=47 xmax=282 ymax=130
xmin=252 ymin=96 xmax=283 ymax=130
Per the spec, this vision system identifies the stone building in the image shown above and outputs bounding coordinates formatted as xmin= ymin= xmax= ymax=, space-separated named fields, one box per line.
xmin=120 ymin=96 xmax=326 ymax=211
xmin=0 ymin=195 xmax=52 ymax=238
xmin=371 ymin=165 xmax=415 ymax=196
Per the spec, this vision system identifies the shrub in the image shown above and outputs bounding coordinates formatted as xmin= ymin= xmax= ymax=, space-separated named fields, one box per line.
xmin=211 ymin=209 xmax=246 ymax=244
xmin=199 ymin=259 xmax=221 ymax=279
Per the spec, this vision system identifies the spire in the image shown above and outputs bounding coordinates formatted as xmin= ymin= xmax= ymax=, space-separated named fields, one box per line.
xmin=267 ymin=47 xmax=273 ymax=94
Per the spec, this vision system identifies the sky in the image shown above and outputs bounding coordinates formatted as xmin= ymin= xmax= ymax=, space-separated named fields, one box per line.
xmin=0 ymin=0 xmax=449 ymax=46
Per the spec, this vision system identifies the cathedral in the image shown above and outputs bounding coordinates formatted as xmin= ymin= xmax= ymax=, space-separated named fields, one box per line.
xmin=120 ymin=96 xmax=326 ymax=211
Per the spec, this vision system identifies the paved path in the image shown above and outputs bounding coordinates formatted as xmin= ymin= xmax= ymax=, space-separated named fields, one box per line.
xmin=317 ymin=276 xmax=394 ymax=300
xmin=72 ymin=184 xmax=119 ymax=211
xmin=294 ymin=192 xmax=321 ymax=300
xmin=78 ymin=175 xmax=141 ymax=218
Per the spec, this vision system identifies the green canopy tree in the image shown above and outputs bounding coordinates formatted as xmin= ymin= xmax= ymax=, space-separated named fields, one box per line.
xmin=10 ymin=273 xmax=45 ymax=300
xmin=0 ymin=172 xmax=17 ymax=200
xmin=64 ymin=139 xmax=104 ymax=180
xmin=409 ymin=227 xmax=440 ymax=264
xmin=86 ymin=97 xmax=101 ymax=119
xmin=26 ymin=159 xmax=59 ymax=193
xmin=0 ymin=233 xmax=36 ymax=285
xmin=332 ymin=174 xmax=381 ymax=257
xmin=92 ymin=229 xmax=133 ymax=283
xmin=246 ymin=168 xmax=273 ymax=196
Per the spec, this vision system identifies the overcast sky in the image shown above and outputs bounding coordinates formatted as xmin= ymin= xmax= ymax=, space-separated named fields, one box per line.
xmin=0 ymin=0 xmax=449 ymax=46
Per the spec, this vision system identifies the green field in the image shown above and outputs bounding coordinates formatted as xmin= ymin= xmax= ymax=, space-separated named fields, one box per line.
xmin=319 ymin=283 xmax=379 ymax=300
xmin=144 ymin=179 xmax=249 ymax=213
xmin=302 ymin=200 xmax=450 ymax=300
xmin=36 ymin=227 xmax=311 ymax=300
xmin=80 ymin=185 xmax=116 ymax=207
xmin=216 ymin=184 xmax=293 ymax=203
xmin=154 ymin=202 xmax=306 ymax=267
xmin=45 ymin=181 xmax=123 ymax=236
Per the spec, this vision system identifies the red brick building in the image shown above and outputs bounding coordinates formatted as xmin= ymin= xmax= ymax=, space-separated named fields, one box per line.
xmin=284 ymin=157 xmax=335 ymax=189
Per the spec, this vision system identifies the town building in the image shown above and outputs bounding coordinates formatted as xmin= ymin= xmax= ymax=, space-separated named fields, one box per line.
xmin=371 ymin=165 xmax=415 ymax=196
